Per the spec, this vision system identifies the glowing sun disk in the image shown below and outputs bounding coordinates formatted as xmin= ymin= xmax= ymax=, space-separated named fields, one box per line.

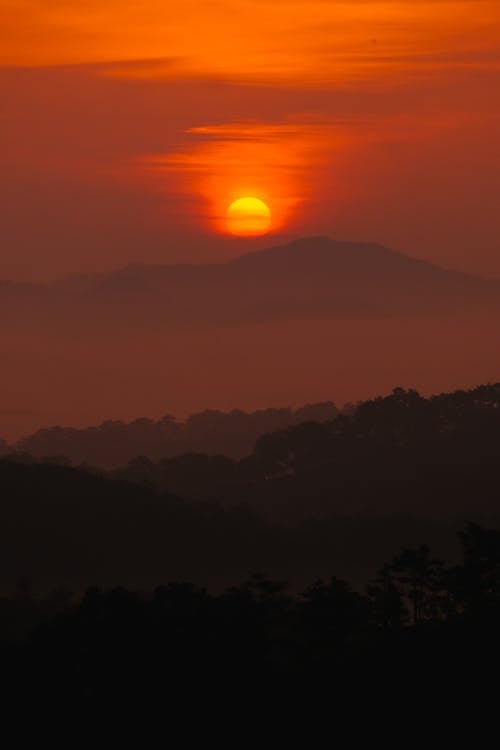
xmin=226 ymin=197 xmax=272 ymax=236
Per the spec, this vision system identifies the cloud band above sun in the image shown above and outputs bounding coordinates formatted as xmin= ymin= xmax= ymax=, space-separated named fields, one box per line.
xmin=138 ymin=113 xmax=445 ymax=237
xmin=141 ymin=119 xmax=353 ymax=235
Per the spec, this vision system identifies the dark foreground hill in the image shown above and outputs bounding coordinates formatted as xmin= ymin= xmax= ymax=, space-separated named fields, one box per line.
xmin=2 ymin=525 xmax=500 ymax=741
xmin=0 ymin=458 xmax=455 ymax=594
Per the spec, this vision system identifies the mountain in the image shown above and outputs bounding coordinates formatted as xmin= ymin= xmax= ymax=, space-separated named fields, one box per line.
xmin=2 ymin=237 xmax=500 ymax=330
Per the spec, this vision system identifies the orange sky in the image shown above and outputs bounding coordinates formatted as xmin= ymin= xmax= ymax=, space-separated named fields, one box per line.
xmin=1 ymin=0 xmax=500 ymax=437
xmin=3 ymin=1 xmax=500 ymax=79
xmin=1 ymin=0 xmax=500 ymax=278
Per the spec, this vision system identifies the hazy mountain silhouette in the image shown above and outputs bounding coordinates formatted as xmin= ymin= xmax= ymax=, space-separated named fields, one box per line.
xmin=3 ymin=237 xmax=500 ymax=330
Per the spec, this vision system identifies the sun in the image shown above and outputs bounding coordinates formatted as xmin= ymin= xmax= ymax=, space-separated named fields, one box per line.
xmin=226 ymin=197 xmax=272 ymax=236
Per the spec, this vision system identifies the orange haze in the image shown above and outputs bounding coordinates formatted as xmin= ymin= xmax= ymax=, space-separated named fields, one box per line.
xmin=0 ymin=1 xmax=499 ymax=436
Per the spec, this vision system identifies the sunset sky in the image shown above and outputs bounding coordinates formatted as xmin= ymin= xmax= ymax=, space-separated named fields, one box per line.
xmin=2 ymin=1 xmax=500 ymax=280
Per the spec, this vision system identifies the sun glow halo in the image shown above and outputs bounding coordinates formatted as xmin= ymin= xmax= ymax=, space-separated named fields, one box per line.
xmin=226 ymin=197 xmax=272 ymax=236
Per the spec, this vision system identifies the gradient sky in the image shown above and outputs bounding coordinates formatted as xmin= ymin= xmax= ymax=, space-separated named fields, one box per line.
xmin=1 ymin=0 xmax=500 ymax=279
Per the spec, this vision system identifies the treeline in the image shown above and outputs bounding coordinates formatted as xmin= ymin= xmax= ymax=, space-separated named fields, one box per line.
xmin=4 ymin=521 xmax=500 ymax=636
xmin=8 ymin=384 xmax=500 ymax=481
xmin=109 ymin=383 xmax=500 ymax=522
xmin=2 ymin=524 xmax=500 ymax=739
xmin=10 ymin=401 xmax=340 ymax=467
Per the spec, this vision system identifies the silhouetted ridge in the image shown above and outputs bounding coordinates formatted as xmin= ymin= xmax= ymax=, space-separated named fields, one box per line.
xmin=105 ymin=382 xmax=500 ymax=522
xmin=5 ymin=382 xmax=500 ymax=528
xmin=14 ymin=401 xmax=340 ymax=467
xmin=1 ymin=237 xmax=499 ymax=327
xmin=2 ymin=522 xmax=500 ymax=738
xmin=228 ymin=236 xmax=406 ymax=267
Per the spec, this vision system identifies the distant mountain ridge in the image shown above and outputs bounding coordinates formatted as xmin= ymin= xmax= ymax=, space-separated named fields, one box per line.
xmin=2 ymin=237 xmax=499 ymax=328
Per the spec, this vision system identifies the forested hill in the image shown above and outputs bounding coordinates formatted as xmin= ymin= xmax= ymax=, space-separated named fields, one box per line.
xmin=0 ymin=457 xmax=456 ymax=594
xmin=7 ymin=382 xmax=500 ymax=471
xmin=9 ymin=402 xmax=339 ymax=467
xmin=1 ymin=383 xmax=500 ymax=594
xmin=110 ymin=383 xmax=500 ymax=521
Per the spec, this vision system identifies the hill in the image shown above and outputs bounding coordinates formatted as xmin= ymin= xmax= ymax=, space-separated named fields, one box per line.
xmin=2 ymin=237 xmax=500 ymax=330
xmin=2 ymin=383 xmax=500 ymax=593
xmin=13 ymin=402 xmax=339 ymax=467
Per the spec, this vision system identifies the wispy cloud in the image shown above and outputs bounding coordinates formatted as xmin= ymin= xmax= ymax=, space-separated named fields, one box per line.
xmin=139 ymin=111 xmax=451 ymax=233
xmin=2 ymin=0 xmax=499 ymax=88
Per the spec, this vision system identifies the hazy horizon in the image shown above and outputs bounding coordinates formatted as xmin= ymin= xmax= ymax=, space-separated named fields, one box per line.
xmin=0 ymin=234 xmax=497 ymax=441
xmin=2 ymin=234 xmax=500 ymax=285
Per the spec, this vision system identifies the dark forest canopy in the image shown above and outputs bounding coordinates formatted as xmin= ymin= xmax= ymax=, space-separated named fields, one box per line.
xmin=0 ymin=458 xmax=457 ymax=594
xmin=2 ymin=524 xmax=500 ymax=740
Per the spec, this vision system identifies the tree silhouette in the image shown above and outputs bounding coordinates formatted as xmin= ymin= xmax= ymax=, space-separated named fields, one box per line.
xmin=387 ymin=545 xmax=446 ymax=624
xmin=300 ymin=576 xmax=369 ymax=640
xmin=366 ymin=563 xmax=407 ymax=629
xmin=449 ymin=523 xmax=500 ymax=619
